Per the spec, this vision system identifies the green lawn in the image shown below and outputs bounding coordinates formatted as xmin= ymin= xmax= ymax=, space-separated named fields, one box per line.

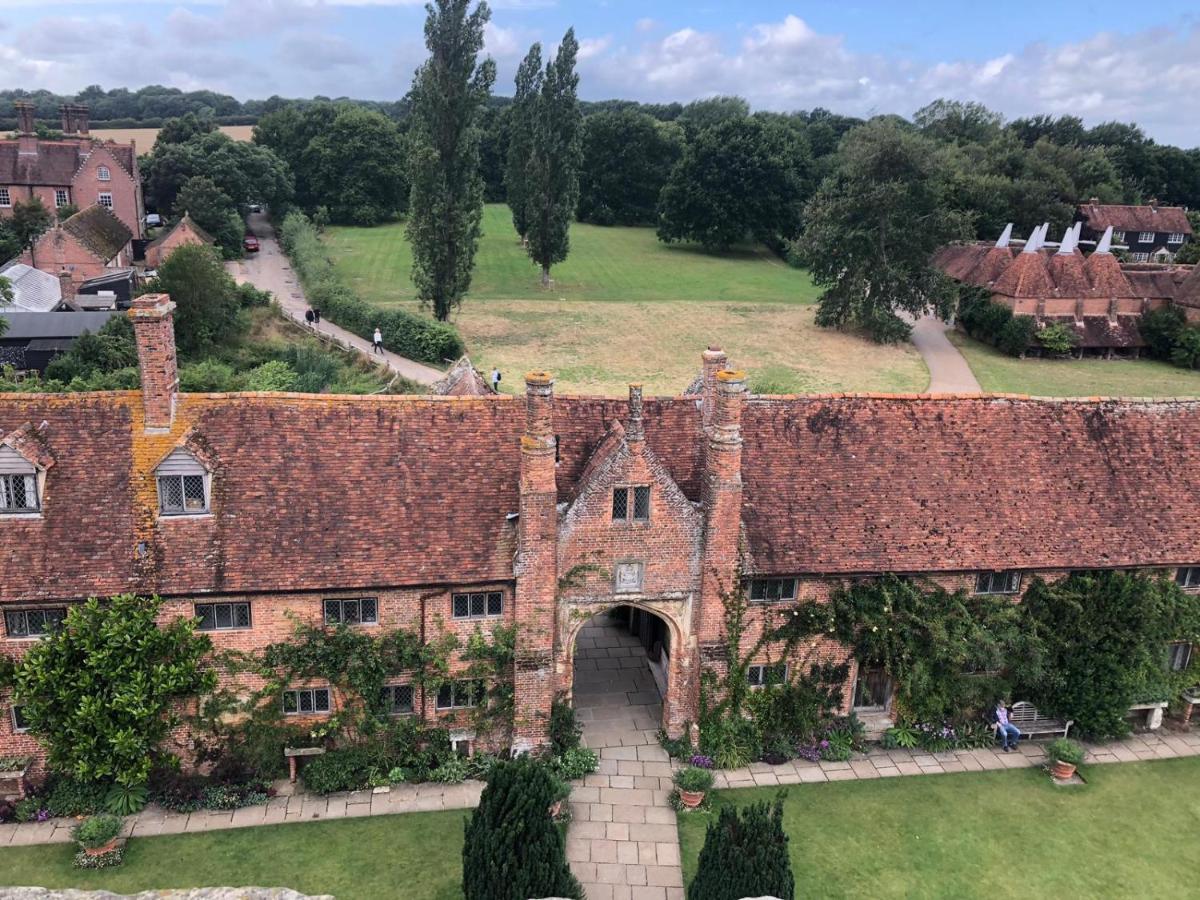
xmin=678 ymin=758 xmax=1200 ymax=899
xmin=0 ymin=809 xmax=469 ymax=899
xmin=325 ymin=206 xmax=928 ymax=396
xmin=325 ymin=205 xmax=818 ymax=306
xmin=950 ymin=332 xmax=1200 ymax=397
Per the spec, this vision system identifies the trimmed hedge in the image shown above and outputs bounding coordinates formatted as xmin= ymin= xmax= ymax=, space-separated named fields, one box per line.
xmin=957 ymin=286 xmax=1037 ymax=357
xmin=279 ymin=212 xmax=464 ymax=365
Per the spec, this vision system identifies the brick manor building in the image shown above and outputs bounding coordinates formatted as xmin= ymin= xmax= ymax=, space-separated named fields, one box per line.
xmin=3 ymin=295 xmax=1200 ymax=761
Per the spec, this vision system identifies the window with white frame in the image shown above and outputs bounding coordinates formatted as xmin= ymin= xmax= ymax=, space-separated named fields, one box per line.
xmin=1132 ymin=252 xmax=1150 ymax=263
xmin=452 ymin=591 xmax=502 ymax=620
xmin=974 ymin=571 xmax=1022 ymax=595
xmin=612 ymin=485 xmax=650 ymax=522
xmin=97 ymin=166 xmax=111 ymax=181
xmin=1137 ymin=231 xmax=1155 ymax=244
xmin=156 ymin=450 xmax=209 ymax=515
xmin=11 ymin=705 xmax=29 ymax=733
xmin=195 ymin=601 xmax=251 ymax=631
xmin=1168 ymin=233 xmax=1186 ymax=245
xmin=54 ymin=189 xmax=68 ymax=208
xmin=0 ymin=187 xmax=10 ymax=207
xmin=324 ymin=597 xmax=378 ymax=625
xmin=748 ymin=578 xmax=798 ymax=603
xmin=1113 ymin=230 xmax=1125 ymax=243
xmin=282 ymin=687 xmax=331 ymax=715
xmin=747 ymin=663 xmax=787 ymax=688
xmin=382 ymin=683 xmax=414 ymax=715
xmin=1167 ymin=642 xmax=1193 ymax=672
xmin=1175 ymin=567 xmax=1200 ymax=589
xmin=98 ymin=192 xmax=113 ymax=209
xmin=4 ymin=607 xmax=66 ymax=639
xmin=0 ymin=446 xmax=39 ymax=514
xmin=436 ymin=679 xmax=484 ymax=710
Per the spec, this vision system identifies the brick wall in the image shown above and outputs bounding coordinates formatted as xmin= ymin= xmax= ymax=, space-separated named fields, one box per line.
xmin=18 ymin=228 xmax=112 ymax=288
xmin=72 ymin=146 xmax=142 ymax=240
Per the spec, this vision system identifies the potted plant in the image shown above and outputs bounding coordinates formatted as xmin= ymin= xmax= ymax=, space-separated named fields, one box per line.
xmin=73 ymin=813 xmax=123 ymax=856
xmin=1046 ymin=738 xmax=1085 ymax=779
xmin=673 ymin=765 xmax=715 ymax=809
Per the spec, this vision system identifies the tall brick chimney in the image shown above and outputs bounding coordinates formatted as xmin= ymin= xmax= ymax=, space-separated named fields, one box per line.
xmin=59 ymin=104 xmax=74 ymax=135
xmin=71 ymin=104 xmax=89 ymax=138
xmin=512 ymin=371 xmax=559 ymax=752
xmin=626 ymin=383 xmax=645 ymax=445
xmin=700 ymin=346 xmax=727 ymax=430
xmin=58 ymin=270 xmax=74 ymax=303
xmin=695 ymin=370 xmax=746 ymax=679
xmin=14 ymin=101 xmax=37 ymax=156
xmin=129 ymin=294 xmax=179 ymax=431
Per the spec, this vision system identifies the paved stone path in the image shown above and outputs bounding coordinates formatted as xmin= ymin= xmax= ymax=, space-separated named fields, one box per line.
xmin=567 ymin=619 xmax=684 ymax=900
xmin=228 ymin=213 xmax=446 ymax=386
xmin=911 ymin=315 xmax=982 ymax=393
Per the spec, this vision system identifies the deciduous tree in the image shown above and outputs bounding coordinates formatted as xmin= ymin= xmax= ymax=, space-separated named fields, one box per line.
xmin=301 ymin=106 xmax=409 ymax=225
xmin=9 ymin=198 xmax=52 ymax=267
xmin=154 ymin=243 xmax=244 ymax=356
xmin=13 ymin=594 xmax=214 ymax=786
xmin=657 ymin=116 xmax=808 ymax=252
xmin=174 ymin=175 xmax=244 ymax=258
xmin=524 ymin=29 xmax=582 ymax=286
xmin=504 ymin=44 xmax=542 ymax=239
xmin=406 ymin=0 xmax=496 ymax=321
xmin=796 ymin=119 xmax=971 ymax=342
xmin=577 ymin=109 xmax=683 ymax=226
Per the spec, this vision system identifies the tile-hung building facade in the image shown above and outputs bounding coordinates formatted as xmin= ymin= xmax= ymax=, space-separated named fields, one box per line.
xmin=4 ymin=294 xmax=1200 ymax=761
xmin=1077 ymin=200 xmax=1193 ymax=263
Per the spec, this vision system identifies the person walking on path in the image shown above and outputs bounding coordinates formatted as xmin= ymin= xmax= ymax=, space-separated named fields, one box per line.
xmin=313 ymin=308 xmax=321 ymax=330
xmin=491 ymin=367 xmax=501 ymax=392
xmin=372 ymin=327 xmax=384 ymax=355
xmin=304 ymin=308 xmax=315 ymax=328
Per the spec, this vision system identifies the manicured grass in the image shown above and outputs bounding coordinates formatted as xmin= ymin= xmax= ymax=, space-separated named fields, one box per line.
xmin=950 ymin=332 xmax=1200 ymax=397
xmin=678 ymin=758 xmax=1200 ymax=898
xmin=325 ymin=206 xmax=928 ymax=396
xmin=0 ymin=809 xmax=469 ymax=899
xmin=325 ymin=205 xmax=818 ymax=306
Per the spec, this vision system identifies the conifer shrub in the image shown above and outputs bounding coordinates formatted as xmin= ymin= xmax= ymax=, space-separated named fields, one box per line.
xmin=462 ymin=757 xmax=583 ymax=900
xmin=688 ymin=798 xmax=794 ymax=900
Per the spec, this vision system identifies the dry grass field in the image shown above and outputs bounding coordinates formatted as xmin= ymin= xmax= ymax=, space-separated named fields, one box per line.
xmin=89 ymin=124 xmax=254 ymax=150
xmin=326 ymin=206 xmax=929 ymax=396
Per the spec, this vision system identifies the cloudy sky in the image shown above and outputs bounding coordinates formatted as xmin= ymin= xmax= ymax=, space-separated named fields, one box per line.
xmin=1 ymin=0 xmax=1198 ymax=146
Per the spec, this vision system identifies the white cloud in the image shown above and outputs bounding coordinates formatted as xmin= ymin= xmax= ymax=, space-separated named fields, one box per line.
xmin=577 ymin=36 xmax=611 ymax=61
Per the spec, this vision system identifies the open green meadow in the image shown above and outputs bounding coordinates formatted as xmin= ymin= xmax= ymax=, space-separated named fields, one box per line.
xmin=949 ymin=332 xmax=1200 ymax=397
xmin=0 ymin=809 xmax=468 ymax=900
xmin=678 ymin=758 xmax=1200 ymax=899
xmin=324 ymin=206 xmax=928 ymax=395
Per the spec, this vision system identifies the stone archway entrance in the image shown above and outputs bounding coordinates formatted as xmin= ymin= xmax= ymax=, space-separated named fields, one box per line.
xmin=571 ymin=606 xmax=672 ymax=748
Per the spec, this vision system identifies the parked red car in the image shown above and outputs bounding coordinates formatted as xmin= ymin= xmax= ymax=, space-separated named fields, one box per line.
xmin=243 ymin=235 xmax=260 ymax=252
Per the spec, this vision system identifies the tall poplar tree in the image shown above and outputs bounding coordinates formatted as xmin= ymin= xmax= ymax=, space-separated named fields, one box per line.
xmin=524 ymin=29 xmax=582 ymax=287
xmin=406 ymin=0 xmax=496 ymax=321
xmin=505 ymin=43 xmax=542 ymax=241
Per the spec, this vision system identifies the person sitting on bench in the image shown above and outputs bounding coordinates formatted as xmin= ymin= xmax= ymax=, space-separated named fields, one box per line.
xmin=989 ymin=699 xmax=1021 ymax=752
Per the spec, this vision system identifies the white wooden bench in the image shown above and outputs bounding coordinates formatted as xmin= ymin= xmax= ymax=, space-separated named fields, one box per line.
xmin=1006 ymin=701 xmax=1073 ymax=740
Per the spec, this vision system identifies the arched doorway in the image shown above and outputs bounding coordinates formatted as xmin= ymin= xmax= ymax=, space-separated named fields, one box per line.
xmin=571 ymin=605 xmax=674 ymax=747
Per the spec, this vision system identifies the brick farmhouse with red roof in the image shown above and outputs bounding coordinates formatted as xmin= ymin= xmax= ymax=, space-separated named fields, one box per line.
xmin=0 ymin=101 xmax=144 ymax=252
xmin=4 ymin=295 xmax=1200 ymax=764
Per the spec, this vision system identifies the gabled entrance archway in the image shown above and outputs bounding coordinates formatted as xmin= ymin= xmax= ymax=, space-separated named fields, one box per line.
xmin=571 ymin=606 xmax=672 ymax=747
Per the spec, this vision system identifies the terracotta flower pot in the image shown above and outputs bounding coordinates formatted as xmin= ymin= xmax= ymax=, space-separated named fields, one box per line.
xmin=1051 ymin=760 xmax=1077 ymax=780
xmin=678 ymin=789 xmax=705 ymax=809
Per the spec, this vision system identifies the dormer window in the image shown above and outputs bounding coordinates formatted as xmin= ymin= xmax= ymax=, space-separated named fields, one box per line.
xmin=0 ymin=447 xmax=39 ymax=514
xmin=97 ymin=166 xmax=111 ymax=181
xmin=612 ymin=485 xmax=650 ymax=522
xmin=1168 ymin=233 xmax=1186 ymax=245
xmin=1137 ymin=231 xmax=1155 ymax=244
xmin=156 ymin=449 xmax=209 ymax=516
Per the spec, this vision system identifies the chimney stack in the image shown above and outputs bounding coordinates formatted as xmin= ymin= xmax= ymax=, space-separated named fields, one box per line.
xmin=57 ymin=269 xmax=74 ymax=303
xmin=700 ymin=345 xmax=727 ymax=430
xmin=59 ymin=104 xmax=74 ymax=135
xmin=14 ymin=101 xmax=37 ymax=156
xmin=512 ymin=371 xmax=559 ymax=753
xmin=129 ymin=293 xmax=179 ymax=431
xmin=71 ymin=104 xmax=89 ymax=137
xmin=626 ymin=383 xmax=645 ymax=444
